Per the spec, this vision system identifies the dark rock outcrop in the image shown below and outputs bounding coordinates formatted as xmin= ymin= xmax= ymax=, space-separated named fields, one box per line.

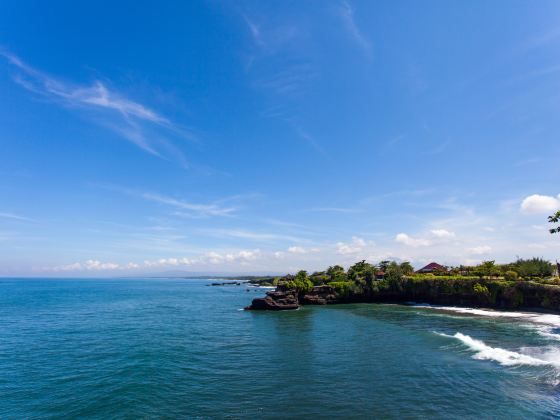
xmin=209 ymin=281 xmax=241 ymax=286
xmin=302 ymin=285 xmax=339 ymax=305
xmin=245 ymin=288 xmax=299 ymax=310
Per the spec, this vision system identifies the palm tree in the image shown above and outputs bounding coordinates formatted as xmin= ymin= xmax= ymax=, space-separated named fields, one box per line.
xmin=549 ymin=211 xmax=560 ymax=234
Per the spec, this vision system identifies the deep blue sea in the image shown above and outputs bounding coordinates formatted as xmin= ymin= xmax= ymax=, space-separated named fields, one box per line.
xmin=1 ymin=278 xmax=560 ymax=419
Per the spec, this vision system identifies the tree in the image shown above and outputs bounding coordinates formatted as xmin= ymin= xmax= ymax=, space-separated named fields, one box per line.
xmin=512 ymin=258 xmax=553 ymax=278
xmin=347 ymin=260 xmax=376 ymax=288
xmin=326 ymin=265 xmax=347 ymax=282
xmin=474 ymin=260 xmax=499 ymax=278
xmin=378 ymin=260 xmax=391 ymax=272
xmin=286 ymin=270 xmax=313 ymax=293
xmin=399 ymin=261 xmax=414 ymax=275
xmin=549 ymin=210 xmax=560 ymax=234
xmin=385 ymin=261 xmax=405 ymax=282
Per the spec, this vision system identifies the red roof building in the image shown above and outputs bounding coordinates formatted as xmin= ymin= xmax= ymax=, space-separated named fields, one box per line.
xmin=416 ymin=262 xmax=447 ymax=274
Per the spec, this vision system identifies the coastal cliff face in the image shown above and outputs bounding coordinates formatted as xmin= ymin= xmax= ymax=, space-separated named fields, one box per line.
xmin=246 ymin=278 xmax=560 ymax=312
xmin=370 ymin=278 xmax=560 ymax=311
xmin=245 ymin=287 xmax=299 ymax=310
xmin=244 ymin=285 xmax=339 ymax=310
xmin=302 ymin=285 xmax=339 ymax=305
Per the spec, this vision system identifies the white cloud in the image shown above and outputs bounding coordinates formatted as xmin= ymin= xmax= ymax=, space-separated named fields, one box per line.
xmin=287 ymin=246 xmax=319 ymax=254
xmin=54 ymin=259 xmax=122 ymax=271
xmin=430 ymin=229 xmax=455 ymax=239
xmin=336 ymin=236 xmax=371 ymax=255
xmin=396 ymin=229 xmax=457 ymax=248
xmin=52 ymin=249 xmax=262 ymax=272
xmin=395 ymin=233 xmax=431 ymax=247
xmin=288 ymin=246 xmax=306 ymax=254
xmin=467 ymin=245 xmax=492 ymax=255
xmin=520 ymin=194 xmax=560 ymax=214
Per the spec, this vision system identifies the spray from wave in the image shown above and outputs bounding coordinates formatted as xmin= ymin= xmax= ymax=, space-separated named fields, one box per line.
xmin=436 ymin=332 xmax=560 ymax=367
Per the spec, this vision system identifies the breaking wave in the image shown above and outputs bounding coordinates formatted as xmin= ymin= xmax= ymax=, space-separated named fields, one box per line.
xmin=437 ymin=332 xmax=560 ymax=368
xmin=420 ymin=305 xmax=560 ymax=341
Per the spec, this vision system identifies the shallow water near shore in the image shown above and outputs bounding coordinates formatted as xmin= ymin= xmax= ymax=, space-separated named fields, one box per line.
xmin=1 ymin=278 xmax=560 ymax=418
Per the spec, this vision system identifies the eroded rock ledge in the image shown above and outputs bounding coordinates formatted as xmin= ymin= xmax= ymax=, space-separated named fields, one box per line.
xmin=245 ymin=287 xmax=299 ymax=310
xmin=245 ymin=285 xmax=339 ymax=310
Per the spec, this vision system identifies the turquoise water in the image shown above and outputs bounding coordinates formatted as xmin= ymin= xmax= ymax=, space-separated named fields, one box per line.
xmin=1 ymin=279 xmax=560 ymax=419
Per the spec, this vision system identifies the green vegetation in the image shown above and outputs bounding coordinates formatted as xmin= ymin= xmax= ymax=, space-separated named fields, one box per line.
xmin=549 ymin=210 xmax=560 ymax=234
xmin=409 ymin=274 xmax=479 ymax=281
xmin=509 ymin=257 xmax=554 ymax=279
xmin=473 ymin=282 xmax=490 ymax=297
xmin=504 ymin=270 xmax=519 ymax=282
xmin=245 ymin=276 xmax=280 ymax=287
xmin=285 ymin=270 xmax=313 ymax=294
xmin=327 ymin=265 xmax=347 ymax=282
xmin=327 ymin=281 xmax=353 ymax=298
xmin=473 ymin=260 xmax=500 ymax=278
xmin=276 ymin=256 xmax=559 ymax=310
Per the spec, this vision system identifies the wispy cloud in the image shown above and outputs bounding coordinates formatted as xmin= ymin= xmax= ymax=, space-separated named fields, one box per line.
xmin=292 ymin=124 xmax=328 ymax=157
xmin=0 ymin=212 xmax=35 ymax=222
xmin=254 ymin=63 xmax=317 ymax=98
xmin=199 ymin=228 xmax=303 ymax=242
xmin=337 ymin=1 xmax=372 ymax=58
xmin=306 ymin=207 xmax=361 ymax=214
xmin=520 ymin=27 xmax=560 ymax=52
xmin=142 ymin=192 xmax=236 ymax=217
xmin=240 ymin=13 xmax=325 ymax=156
xmin=243 ymin=15 xmax=265 ymax=48
xmin=1 ymin=50 xmax=192 ymax=165
xmin=99 ymin=184 xmax=237 ymax=218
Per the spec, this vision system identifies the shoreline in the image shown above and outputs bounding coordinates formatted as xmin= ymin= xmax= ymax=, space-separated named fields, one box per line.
xmin=245 ymin=277 xmax=560 ymax=313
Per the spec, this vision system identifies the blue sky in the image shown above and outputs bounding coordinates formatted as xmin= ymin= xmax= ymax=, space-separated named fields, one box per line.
xmin=1 ymin=0 xmax=559 ymax=276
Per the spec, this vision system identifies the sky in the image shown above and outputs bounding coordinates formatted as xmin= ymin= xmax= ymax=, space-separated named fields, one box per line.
xmin=1 ymin=0 xmax=559 ymax=276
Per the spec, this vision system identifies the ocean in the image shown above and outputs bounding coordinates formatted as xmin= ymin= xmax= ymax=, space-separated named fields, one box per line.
xmin=1 ymin=278 xmax=559 ymax=418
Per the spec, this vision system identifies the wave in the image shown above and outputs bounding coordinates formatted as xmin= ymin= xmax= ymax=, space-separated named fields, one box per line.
xmin=419 ymin=305 xmax=560 ymax=341
xmin=437 ymin=332 xmax=560 ymax=368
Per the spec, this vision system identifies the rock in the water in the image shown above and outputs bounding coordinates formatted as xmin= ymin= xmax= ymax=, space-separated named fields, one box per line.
xmin=245 ymin=289 xmax=299 ymax=310
xmin=302 ymin=285 xmax=338 ymax=305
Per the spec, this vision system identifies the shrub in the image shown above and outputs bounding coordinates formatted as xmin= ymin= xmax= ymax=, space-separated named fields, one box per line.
xmin=512 ymin=258 xmax=553 ymax=278
xmin=408 ymin=275 xmax=478 ymax=281
xmin=504 ymin=270 xmax=519 ymax=282
xmin=328 ymin=281 xmax=353 ymax=298
xmin=285 ymin=270 xmax=313 ymax=294
xmin=473 ymin=282 xmax=490 ymax=296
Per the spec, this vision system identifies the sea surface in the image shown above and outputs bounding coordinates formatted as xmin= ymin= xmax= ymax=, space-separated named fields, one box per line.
xmin=1 ymin=278 xmax=560 ymax=419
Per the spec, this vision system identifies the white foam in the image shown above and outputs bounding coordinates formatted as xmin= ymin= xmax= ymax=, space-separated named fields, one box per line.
xmin=433 ymin=306 xmax=536 ymax=319
xmin=419 ymin=305 xmax=560 ymax=341
xmin=441 ymin=332 xmax=560 ymax=367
